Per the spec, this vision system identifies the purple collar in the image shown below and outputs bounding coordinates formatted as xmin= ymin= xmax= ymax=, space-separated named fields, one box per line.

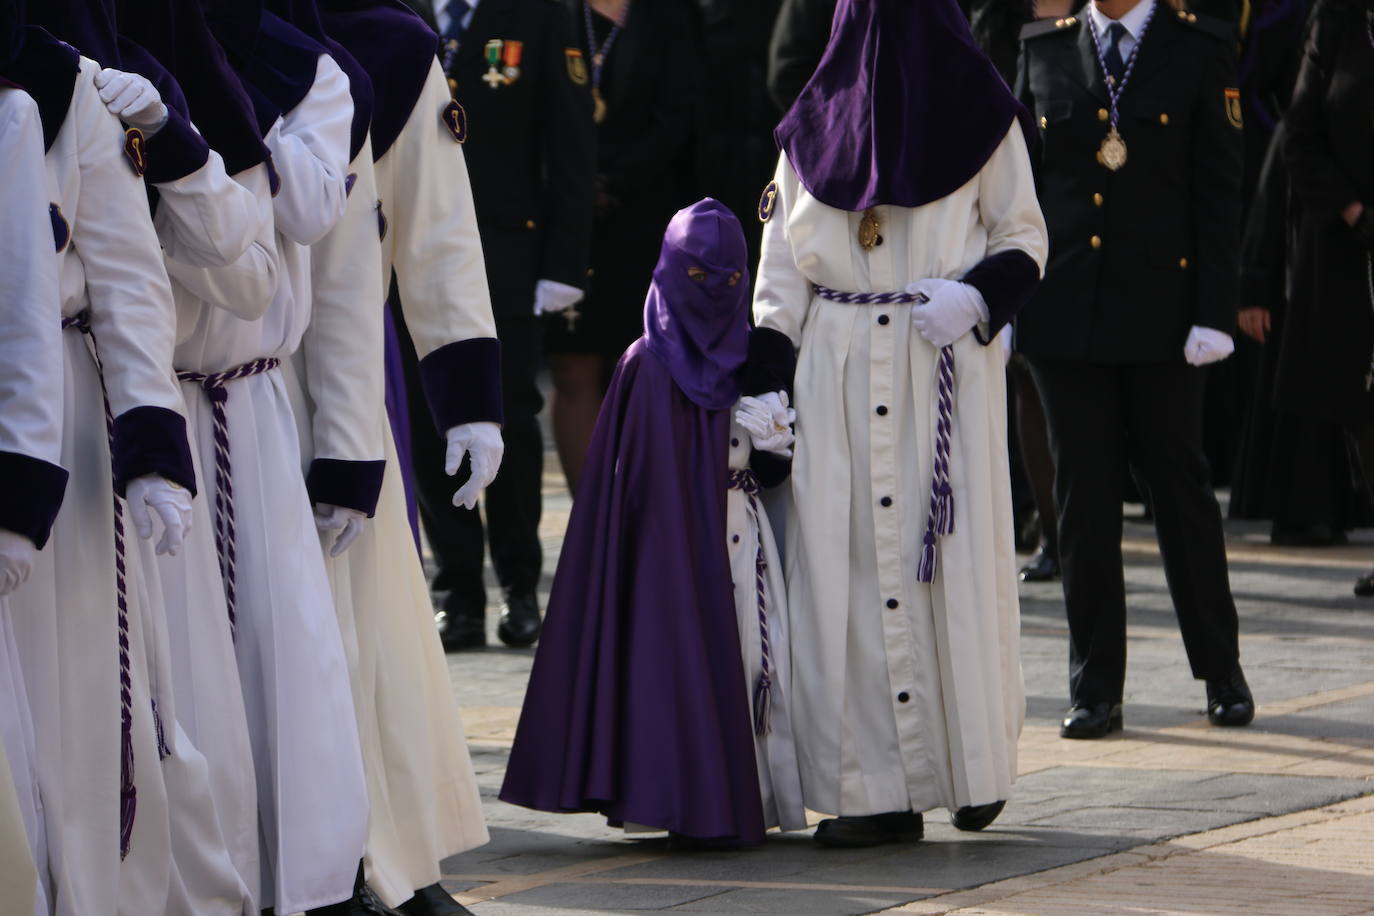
xmin=266 ymin=0 xmax=373 ymax=159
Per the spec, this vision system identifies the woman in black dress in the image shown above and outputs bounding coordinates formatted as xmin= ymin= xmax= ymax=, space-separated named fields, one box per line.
xmin=545 ymin=0 xmax=701 ymax=493
xmin=1280 ymin=0 xmax=1374 ymax=593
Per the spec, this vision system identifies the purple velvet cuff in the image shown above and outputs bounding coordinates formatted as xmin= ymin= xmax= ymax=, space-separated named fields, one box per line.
xmin=111 ymin=406 xmax=198 ymax=497
xmin=145 ymin=108 xmax=212 ymax=186
xmin=743 ymin=326 xmax=797 ymax=397
xmin=751 ymin=450 xmax=792 ymax=490
xmin=418 ymin=337 xmax=504 ymax=433
xmin=306 ymin=458 xmax=386 ymax=517
xmin=0 ymin=452 xmax=69 ymax=549
xmin=961 ymin=248 xmax=1042 ymax=344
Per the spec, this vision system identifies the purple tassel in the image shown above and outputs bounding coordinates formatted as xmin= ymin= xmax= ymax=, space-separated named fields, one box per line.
xmin=917 ymin=529 xmax=938 ymax=584
xmin=935 ymin=481 xmax=955 ymax=536
xmin=753 ymin=671 xmax=773 ymax=738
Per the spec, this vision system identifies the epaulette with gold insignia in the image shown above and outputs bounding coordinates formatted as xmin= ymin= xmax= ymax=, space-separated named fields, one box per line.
xmin=1173 ymin=8 xmax=1236 ymax=42
xmin=1020 ymin=14 xmax=1079 ymax=40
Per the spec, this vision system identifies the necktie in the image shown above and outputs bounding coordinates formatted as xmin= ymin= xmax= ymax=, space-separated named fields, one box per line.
xmin=443 ymin=0 xmax=472 ymax=44
xmin=1103 ymin=23 xmax=1128 ymax=85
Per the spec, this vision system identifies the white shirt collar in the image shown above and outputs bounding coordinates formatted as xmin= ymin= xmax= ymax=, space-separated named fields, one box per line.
xmin=1088 ymin=0 xmax=1156 ymax=43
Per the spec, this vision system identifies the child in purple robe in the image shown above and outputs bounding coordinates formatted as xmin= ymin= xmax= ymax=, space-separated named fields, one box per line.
xmin=499 ymin=199 xmax=805 ymax=845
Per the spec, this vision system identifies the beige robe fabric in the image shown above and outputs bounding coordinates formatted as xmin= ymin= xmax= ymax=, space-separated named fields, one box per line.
xmin=753 ymin=126 xmax=1046 ymax=817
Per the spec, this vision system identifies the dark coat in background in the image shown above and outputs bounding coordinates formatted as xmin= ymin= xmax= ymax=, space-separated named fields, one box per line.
xmin=766 ymin=0 xmax=832 ymax=112
xmin=1278 ymin=0 xmax=1374 ymax=424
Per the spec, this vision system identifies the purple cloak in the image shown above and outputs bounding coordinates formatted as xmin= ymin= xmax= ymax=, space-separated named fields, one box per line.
xmin=500 ymin=201 xmax=766 ymax=843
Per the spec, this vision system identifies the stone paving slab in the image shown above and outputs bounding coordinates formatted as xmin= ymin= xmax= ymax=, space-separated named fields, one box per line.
xmin=431 ymin=461 xmax=1374 ymax=913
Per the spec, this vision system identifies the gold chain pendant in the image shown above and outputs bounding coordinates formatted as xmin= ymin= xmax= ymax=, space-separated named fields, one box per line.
xmin=858 ymin=208 xmax=881 ymax=251
xmin=592 ymin=87 xmax=607 ymax=124
xmin=1098 ymin=125 xmax=1127 ymax=172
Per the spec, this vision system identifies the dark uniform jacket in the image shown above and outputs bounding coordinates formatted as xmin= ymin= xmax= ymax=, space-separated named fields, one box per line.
xmin=406 ymin=0 xmax=596 ymax=317
xmin=1014 ymin=6 xmax=1243 ymax=363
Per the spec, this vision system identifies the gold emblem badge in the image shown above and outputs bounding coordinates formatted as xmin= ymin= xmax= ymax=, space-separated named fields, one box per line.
xmin=1098 ymin=125 xmax=1127 ymax=171
xmin=442 ymin=100 xmax=468 ymax=144
xmin=123 ymin=127 xmax=147 ymax=177
xmin=1224 ymin=88 xmax=1243 ymax=129
xmin=758 ymin=180 xmax=778 ymax=223
xmin=858 ymin=208 xmax=882 ymax=251
xmin=565 ymin=48 xmax=588 ymax=86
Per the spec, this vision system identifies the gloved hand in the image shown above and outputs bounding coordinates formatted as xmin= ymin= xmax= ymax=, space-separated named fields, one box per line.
xmin=445 ymin=422 xmax=504 ymax=510
xmin=94 ymin=68 xmax=169 ymax=135
xmin=314 ymin=504 xmax=367 ymax=557
xmin=125 ymin=475 xmax=194 ymax=557
xmin=533 ymin=279 xmax=584 ymax=316
xmin=0 ymin=530 xmax=38 ymax=597
xmin=735 ymin=392 xmax=796 ymax=457
xmin=1183 ymin=325 xmax=1235 ymax=367
xmin=905 ymin=278 xmax=989 ymax=349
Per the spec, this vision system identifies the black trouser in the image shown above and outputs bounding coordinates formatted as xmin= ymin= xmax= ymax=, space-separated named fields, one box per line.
xmin=397 ymin=310 xmax=545 ymax=619
xmin=1027 ymin=358 xmax=1241 ymax=706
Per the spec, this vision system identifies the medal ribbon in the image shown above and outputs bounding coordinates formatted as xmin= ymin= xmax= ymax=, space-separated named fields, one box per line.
xmin=1086 ymin=4 xmax=1157 ymax=132
xmin=583 ymin=1 xmax=628 ymax=99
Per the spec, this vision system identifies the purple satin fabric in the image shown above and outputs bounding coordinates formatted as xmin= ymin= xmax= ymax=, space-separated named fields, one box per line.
xmin=775 ymin=0 xmax=1032 ymax=211
xmin=383 ymin=303 xmax=420 ymax=550
xmin=642 ymin=199 xmax=751 ymax=410
xmin=500 ymin=339 xmax=766 ymax=843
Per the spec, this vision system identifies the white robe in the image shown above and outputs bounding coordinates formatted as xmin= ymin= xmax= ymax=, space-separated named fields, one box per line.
xmin=323 ymin=60 xmax=494 ymax=906
xmin=165 ymin=55 xmax=367 ymax=914
xmin=725 ymin=424 xmax=807 ymax=833
xmin=8 ymin=56 xmax=188 ymax=916
xmin=753 ymin=127 xmax=1046 ymax=817
xmin=150 ymin=141 xmax=276 ymax=915
xmin=0 ymin=86 xmax=63 ymax=916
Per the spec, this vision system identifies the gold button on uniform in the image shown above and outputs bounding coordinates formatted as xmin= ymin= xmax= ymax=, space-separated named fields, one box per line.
xmin=1040 ymin=116 xmax=1048 ymax=129
xmin=1159 ymin=113 xmax=1169 ymax=126
xmin=1093 ymin=193 xmax=1104 ymax=207
xmin=1098 ymin=108 xmax=1109 ymax=122
xmin=1179 ymin=257 xmax=1189 ymax=269
xmin=1091 ymin=235 xmax=1102 ymax=249
xmin=525 ymin=219 xmax=537 ymax=229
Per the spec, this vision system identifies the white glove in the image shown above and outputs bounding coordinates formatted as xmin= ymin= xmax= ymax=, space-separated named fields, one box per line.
xmin=1183 ymin=325 xmax=1235 ymax=367
xmin=0 ymin=530 xmax=38 ymax=597
xmin=905 ymin=278 xmax=989 ymax=349
xmin=735 ymin=392 xmax=796 ymax=457
xmin=533 ymin=279 xmax=584 ymax=316
xmin=94 ymin=68 xmax=169 ymax=135
xmin=313 ymin=504 xmax=367 ymax=557
xmin=125 ymin=475 xmax=193 ymax=557
xmin=445 ymin=422 xmax=505 ymax=510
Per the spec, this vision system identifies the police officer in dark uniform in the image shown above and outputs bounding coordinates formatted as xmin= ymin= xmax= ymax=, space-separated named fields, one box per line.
xmin=1015 ymin=0 xmax=1255 ymax=738
xmin=400 ymin=0 xmax=596 ymax=650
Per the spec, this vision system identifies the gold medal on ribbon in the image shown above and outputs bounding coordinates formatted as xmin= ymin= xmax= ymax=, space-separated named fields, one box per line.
xmin=1098 ymin=125 xmax=1127 ymax=172
xmin=592 ymin=87 xmax=608 ymax=124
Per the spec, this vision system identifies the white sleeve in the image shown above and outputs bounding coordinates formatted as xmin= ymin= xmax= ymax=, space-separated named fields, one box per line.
xmin=68 ymin=60 xmax=184 ymax=420
xmin=977 ymin=125 xmax=1049 ymax=271
xmin=299 ymin=144 xmax=386 ymax=475
xmin=153 ymin=144 xmax=260 ymax=269
xmin=267 ymin=54 xmax=353 ymax=247
xmin=752 ymin=154 xmax=812 ymax=347
xmin=164 ymin=163 xmax=279 ymax=322
xmin=382 ymin=60 xmax=496 ymax=360
xmin=0 ymin=91 xmax=63 ymax=469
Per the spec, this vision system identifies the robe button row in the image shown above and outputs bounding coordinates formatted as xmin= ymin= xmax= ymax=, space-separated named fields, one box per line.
xmin=886 ymin=598 xmax=899 ymax=609
xmin=880 ymin=496 xmax=893 ymax=507
xmin=731 ymin=438 xmax=739 ymax=447
xmin=878 ymin=314 xmax=890 ymax=326
xmin=897 ymin=692 xmax=911 ymax=703
xmin=875 ymin=405 xmax=888 ymax=416
xmin=732 ymin=535 xmax=740 ymax=544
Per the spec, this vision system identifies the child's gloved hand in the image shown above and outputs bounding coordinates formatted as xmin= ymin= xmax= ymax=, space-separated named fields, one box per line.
xmin=736 ymin=392 xmax=795 ymax=458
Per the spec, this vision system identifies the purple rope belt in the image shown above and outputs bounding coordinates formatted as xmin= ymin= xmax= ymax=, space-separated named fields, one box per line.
xmin=812 ymin=284 xmax=956 ymax=584
xmin=63 ymin=311 xmax=142 ymax=859
xmin=176 ymin=358 xmax=280 ymax=636
xmin=728 ymin=468 xmax=772 ymax=737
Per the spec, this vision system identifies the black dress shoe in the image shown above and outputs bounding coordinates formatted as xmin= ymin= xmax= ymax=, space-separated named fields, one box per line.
xmin=1355 ymin=570 xmax=1374 ymax=597
xmin=1206 ymin=666 xmax=1255 ymax=727
xmin=950 ymin=800 xmax=1005 ymax=831
xmin=1060 ymin=702 xmax=1123 ymax=739
xmin=497 ymin=591 xmax=542 ymax=648
xmin=437 ymin=613 xmax=486 ymax=652
xmin=397 ymin=883 xmax=474 ymax=916
xmin=813 ymin=811 xmax=923 ymax=848
xmin=1018 ymin=549 xmax=1060 ymax=583
xmin=304 ymin=885 xmax=403 ymax=915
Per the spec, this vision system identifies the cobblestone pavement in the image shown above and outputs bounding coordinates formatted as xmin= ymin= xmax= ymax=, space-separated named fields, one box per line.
xmin=431 ymin=458 xmax=1374 ymax=914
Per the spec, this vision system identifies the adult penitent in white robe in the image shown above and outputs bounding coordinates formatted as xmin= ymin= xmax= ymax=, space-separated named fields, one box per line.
xmin=754 ymin=126 xmax=1046 ymax=817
